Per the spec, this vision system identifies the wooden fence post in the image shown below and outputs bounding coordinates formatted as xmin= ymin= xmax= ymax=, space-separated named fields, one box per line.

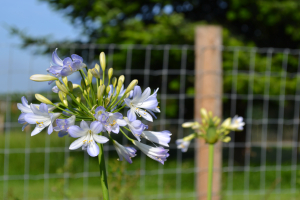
xmin=195 ymin=26 xmax=222 ymax=200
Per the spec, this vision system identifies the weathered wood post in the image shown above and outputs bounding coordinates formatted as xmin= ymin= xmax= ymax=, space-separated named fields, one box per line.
xmin=195 ymin=26 xmax=222 ymax=200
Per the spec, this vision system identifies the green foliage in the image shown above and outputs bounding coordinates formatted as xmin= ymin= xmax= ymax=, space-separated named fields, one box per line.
xmin=8 ymin=0 xmax=300 ymax=119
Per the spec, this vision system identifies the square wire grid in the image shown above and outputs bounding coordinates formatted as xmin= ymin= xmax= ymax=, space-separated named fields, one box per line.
xmin=0 ymin=44 xmax=299 ymax=200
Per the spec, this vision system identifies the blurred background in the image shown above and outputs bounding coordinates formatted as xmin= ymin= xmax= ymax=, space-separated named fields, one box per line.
xmin=0 ymin=0 xmax=300 ymax=199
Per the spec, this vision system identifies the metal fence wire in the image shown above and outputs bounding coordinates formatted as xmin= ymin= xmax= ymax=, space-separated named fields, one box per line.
xmin=0 ymin=44 xmax=299 ymax=200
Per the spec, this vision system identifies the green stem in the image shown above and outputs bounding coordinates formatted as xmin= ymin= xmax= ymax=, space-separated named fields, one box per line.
xmin=119 ymin=128 xmax=134 ymax=142
xmin=98 ymin=143 xmax=109 ymax=200
xmin=207 ymin=144 xmax=214 ymax=200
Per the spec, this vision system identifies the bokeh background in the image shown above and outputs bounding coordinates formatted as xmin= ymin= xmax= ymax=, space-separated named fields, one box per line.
xmin=0 ymin=0 xmax=300 ymax=199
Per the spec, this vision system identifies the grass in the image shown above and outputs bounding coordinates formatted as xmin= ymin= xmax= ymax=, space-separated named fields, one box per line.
xmin=0 ymin=131 xmax=299 ymax=199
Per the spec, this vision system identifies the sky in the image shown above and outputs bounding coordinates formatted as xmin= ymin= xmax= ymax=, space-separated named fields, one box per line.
xmin=0 ymin=0 xmax=83 ymax=94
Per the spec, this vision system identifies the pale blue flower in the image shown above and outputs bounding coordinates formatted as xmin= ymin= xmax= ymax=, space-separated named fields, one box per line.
xmin=68 ymin=120 xmax=109 ymax=157
xmin=113 ymin=140 xmax=137 ymax=164
xmin=94 ymin=106 xmax=126 ymax=133
xmin=124 ymin=117 xmax=148 ymax=141
xmin=24 ymin=103 xmax=61 ymax=136
xmin=141 ymin=130 xmax=171 ymax=147
xmin=47 ymin=48 xmax=86 ymax=81
xmin=133 ymin=141 xmax=169 ymax=164
xmin=176 ymin=139 xmax=191 ymax=152
xmin=54 ymin=115 xmax=76 ymax=137
xmin=124 ymin=86 xmax=160 ymax=122
xmin=17 ymin=97 xmax=55 ymax=131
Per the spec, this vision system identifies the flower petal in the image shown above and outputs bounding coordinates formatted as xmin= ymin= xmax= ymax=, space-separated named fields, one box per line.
xmin=68 ymin=125 xmax=86 ymax=138
xmin=24 ymin=113 xmax=50 ymax=124
xmin=87 ymin=141 xmax=99 ymax=157
xmin=52 ymin=48 xmax=63 ymax=66
xmin=80 ymin=120 xmax=90 ymax=131
xmin=90 ymin=121 xmax=103 ymax=134
xmin=127 ymin=109 xmax=136 ymax=121
xmin=71 ymin=54 xmax=83 ymax=62
xmin=31 ymin=125 xmax=45 ymax=136
xmin=93 ymin=135 xmax=109 ymax=144
xmin=60 ymin=67 xmax=73 ymax=76
xmin=48 ymin=124 xmax=53 ymax=135
xmin=69 ymin=136 xmax=86 ymax=150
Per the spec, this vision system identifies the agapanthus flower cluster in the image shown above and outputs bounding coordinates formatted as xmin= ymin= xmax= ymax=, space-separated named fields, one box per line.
xmin=18 ymin=49 xmax=171 ymax=164
xmin=176 ymin=108 xmax=245 ymax=152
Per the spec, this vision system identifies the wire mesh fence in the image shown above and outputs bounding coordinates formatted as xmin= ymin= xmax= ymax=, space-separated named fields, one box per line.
xmin=0 ymin=44 xmax=299 ymax=200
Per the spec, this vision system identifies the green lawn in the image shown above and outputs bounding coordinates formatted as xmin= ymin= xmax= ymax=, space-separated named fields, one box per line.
xmin=0 ymin=131 xmax=299 ymax=200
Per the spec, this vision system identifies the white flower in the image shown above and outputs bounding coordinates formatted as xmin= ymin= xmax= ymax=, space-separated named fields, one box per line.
xmin=113 ymin=140 xmax=137 ymax=164
xmin=24 ymin=103 xmax=61 ymax=136
xmin=141 ymin=130 xmax=171 ymax=147
xmin=230 ymin=115 xmax=245 ymax=131
xmin=124 ymin=86 xmax=160 ymax=122
xmin=124 ymin=117 xmax=148 ymax=141
xmin=176 ymin=139 xmax=191 ymax=152
xmin=68 ymin=121 xmax=109 ymax=157
xmin=133 ymin=140 xmax=169 ymax=164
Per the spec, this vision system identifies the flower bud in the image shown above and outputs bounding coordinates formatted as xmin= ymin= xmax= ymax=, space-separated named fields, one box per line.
xmin=182 ymin=122 xmax=196 ymax=128
xmin=30 ymin=74 xmax=58 ymax=82
xmin=112 ymin=77 xmax=117 ymax=87
xmin=95 ymin=63 xmax=100 ymax=71
xmin=73 ymin=84 xmax=80 ymax=89
xmin=100 ymin=79 xmax=103 ymax=86
xmin=125 ymin=79 xmax=138 ymax=94
xmin=62 ymin=76 xmax=68 ymax=86
xmin=55 ymin=81 xmax=69 ymax=94
xmin=221 ymin=118 xmax=231 ymax=129
xmin=67 ymin=81 xmax=73 ymax=92
xmin=35 ymin=94 xmax=52 ymax=104
xmin=97 ymin=85 xmax=105 ymax=101
xmin=91 ymin=68 xmax=100 ymax=78
xmin=106 ymin=85 xmax=111 ymax=94
xmin=76 ymin=96 xmax=81 ymax=103
xmin=63 ymin=99 xmax=68 ymax=106
xmin=200 ymin=108 xmax=208 ymax=120
xmin=108 ymin=68 xmax=113 ymax=80
xmin=58 ymin=91 xmax=65 ymax=103
xmin=87 ymin=69 xmax=93 ymax=84
xmin=100 ymin=52 xmax=106 ymax=72
xmin=118 ymin=75 xmax=125 ymax=84
xmin=223 ymin=136 xmax=231 ymax=143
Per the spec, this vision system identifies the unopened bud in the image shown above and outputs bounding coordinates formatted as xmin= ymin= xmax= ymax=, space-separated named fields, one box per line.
xmin=118 ymin=75 xmax=125 ymax=84
xmin=200 ymin=108 xmax=208 ymax=119
xmin=55 ymin=81 xmax=69 ymax=94
xmin=67 ymin=81 xmax=73 ymax=92
xmin=91 ymin=68 xmax=100 ymax=78
xmin=30 ymin=74 xmax=58 ymax=82
xmin=63 ymin=99 xmax=68 ymax=106
xmin=35 ymin=94 xmax=52 ymax=104
xmin=87 ymin=69 xmax=93 ymax=84
xmin=97 ymin=85 xmax=105 ymax=100
xmin=112 ymin=77 xmax=117 ymax=87
xmin=106 ymin=86 xmax=111 ymax=94
xmin=108 ymin=68 xmax=113 ymax=80
xmin=62 ymin=76 xmax=68 ymax=86
xmin=95 ymin=63 xmax=100 ymax=71
xmin=58 ymin=91 xmax=65 ymax=103
xmin=125 ymin=79 xmax=138 ymax=94
xmin=100 ymin=52 xmax=106 ymax=72
xmin=76 ymin=96 xmax=81 ymax=103
xmin=73 ymin=84 xmax=80 ymax=89
xmin=100 ymin=79 xmax=103 ymax=86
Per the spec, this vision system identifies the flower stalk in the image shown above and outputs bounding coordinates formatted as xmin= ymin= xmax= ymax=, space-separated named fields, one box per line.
xmin=177 ymin=108 xmax=245 ymax=200
xmin=98 ymin=142 xmax=109 ymax=200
